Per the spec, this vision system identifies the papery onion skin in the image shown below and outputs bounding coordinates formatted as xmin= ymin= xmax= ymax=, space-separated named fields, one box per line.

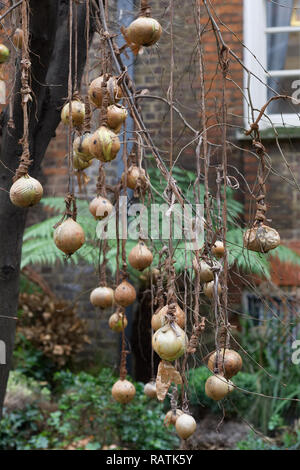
xmin=205 ymin=374 xmax=234 ymax=401
xmin=90 ymin=286 xmax=114 ymax=308
xmin=152 ymin=324 xmax=187 ymax=362
xmin=112 ymin=379 xmax=136 ymax=404
xmin=89 ymin=196 xmax=113 ymax=220
xmin=73 ymin=153 xmax=91 ymax=171
xmin=151 ymin=304 xmax=185 ymax=331
xmin=108 ymin=313 xmax=128 ymax=332
xmin=144 ymin=381 xmax=157 ymax=399
xmin=127 ymin=17 xmax=162 ymax=47
xmin=89 ymin=126 xmax=120 ymax=162
xmin=175 ymin=413 xmax=197 ymax=440
xmin=73 ymin=134 xmax=94 ymax=162
xmin=10 ymin=175 xmax=43 ymax=208
xmin=114 ymin=280 xmax=136 ymax=307
xmin=61 ymin=101 xmax=85 ymax=127
xmin=53 ymin=218 xmax=85 ymax=255
xmin=128 ymin=241 xmax=153 ymax=271
xmin=88 ymin=75 xmax=122 ymax=108
xmin=207 ymin=348 xmax=242 ymax=379
xmin=243 ymin=224 xmax=280 ymax=253
xmin=0 ymin=44 xmax=10 ymax=63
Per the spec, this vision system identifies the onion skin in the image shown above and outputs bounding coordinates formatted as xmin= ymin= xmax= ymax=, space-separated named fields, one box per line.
xmin=128 ymin=241 xmax=153 ymax=271
xmin=205 ymin=374 xmax=234 ymax=401
xmin=114 ymin=280 xmax=136 ymax=307
xmin=89 ymin=196 xmax=113 ymax=220
xmin=90 ymin=286 xmax=114 ymax=308
xmin=203 ymin=281 xmax=222 ymax=299
xmin=10 ymin=175 xmax=43 ymax=208
xmin=88 ymin=75 xmax=122 ymax=108
xmin=112 ymin=379 xmax=136 ymax=404
xmin=212 ymin=241 xmax=225 ymax=258
xmin=164 ymin=409 xmax=184 ymax=427
xmin=152 ymin=324 xmax=187 ymax=362
xmin=127 ymin=17 xmax=162 ymax=47
xmin=73 ymin=153 xmax=92 ymax=171
xmin=107 ymin=105 xmax=128 ymax=131
xmin=73 ymin=134 xmax=94 ymax=162
xmin=13 ymin=29 xmax=23 ymax=49
xmin=108 ymin=313 xmax=128 ymax=332
xmin=53 ymin=218 xmax=85 ymax=255
xmin=124 ymin=165 xmax=147 ymax=190
xmin=208 ymin=348 xmax=242 ymax=379
xmin=175 ymin=414 xmax=197 ymax=440
xmin=192 ymin=258 xmax=215 ymax=283
xmin=0 ymin=44 xmax=10 ymax=63
xmin=89 ymin=126 xmax=120 ymax=162
xmin=61 ymin=101 xmax=85 ymax=127
xmin=144 ymin=381 xmax=157 ymax=399
xmin=151 ymin=304 xmax=185 ymax=331
xmin=243 ymin=224 xmax=280 ymax=253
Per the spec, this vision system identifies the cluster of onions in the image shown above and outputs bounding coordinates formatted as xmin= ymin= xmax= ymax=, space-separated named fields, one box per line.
xmin=61 ymin=100 xmax=85 ymax=128
xmin=144 ymin=381 xmax=157 ymax=399
xmin=151 ymin=304 xmax=185 ymax=331
xmin=0 ymin=43 xmax=10 ymax=63
xmin=10 ymin=175 xmax=43 ymax=208
xmin=90 ymin=286 xmax=114 ymax=309
xmin=243 ymin=224 xmax=280 ymax=253
xmin=152 ymin=323 xmax=187 ymax=362
xmin=123 ymin=16 xmax=162 ymax=54
xmin=53 ymin=217 xmax=85 ymax=255
xmin=128 ymin=241 xmax=153 ymax=271
xmin=114 ymin=280 xmax=137 ymax=307
xmin=89 ymin=195 xmax=113 ymax=220
xmin=112 ymin=379 xmax=136 ymax=404
xmin=205 ymin=348 xmax=242 ymax=401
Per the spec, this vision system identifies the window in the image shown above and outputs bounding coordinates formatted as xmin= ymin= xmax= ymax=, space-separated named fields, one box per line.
xmin=244 ymin=0 xmax=300 ymax=127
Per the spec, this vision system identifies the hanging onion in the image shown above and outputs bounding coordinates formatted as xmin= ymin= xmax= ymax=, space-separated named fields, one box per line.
xmin=0 ymin=44 xmax=10 ymax=63
xmin=207 ymin=348 xmax=242 ymax=379
xmin=73 ymin=133 xmax=94 ymax=162
xmin=88 ymin=75 xmax=122 ymax=108
xmin=53 ymin=218 xmax=85 ymax=255
xmin=10 ymin=175 xmax=43 ymax=208
xmin=123 ymin=165 xmax=147 ymax=190
xmin=144 ymin=381 xmax=157 ymax=399
xmin=205 ymin=374 xmax=234 ymax=401
xmin=108 ymin=312 xmax=128 ymax=332
xmin=73 ymin=153 xmax=92 ymax=171
xmin=114 ymin=280 xmax=136 ymax=307
xmin=193 ymin=258 xmax=219 ymax=283
xmin=111 ymin=379 xmax=136 ymax=404
xmin=151 ymin=304 xmax=186 ymax=331
xmin=13 ymin=29 xmax=23 ymax=50
xmin=89 ymin=126 xmax=120 ymax=162
xmin=90 ymin=286 xmax=114 ymax=308
xmin=243 ymin=224 xmax=280 ymax=253
xmin=61 ymin=100 xmax=85 ymax=128
xmin=212 ymin=240 xmax=225 ymax=258
xmin=107 ymin=104 xmax=128 ymax=131
xmin=152 ymin=323 xmax=187 ymax=362
xmin=175 ymin=413 xmax=197 ymax=440
xmin=126 ymin=17 xmax=162 ymax=47
xmin=128 ymin=241 xmax=153 ymax=271
xmin=89 ymin=196 xmax=113 ymax=220
xmin=164 ymin=409 xmax=184 ymax=427
xmin=203 ymin=281 xmax=222 ymax=299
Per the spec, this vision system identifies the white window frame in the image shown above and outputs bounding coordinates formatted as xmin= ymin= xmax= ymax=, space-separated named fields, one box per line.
xmin=243 ymin=0 xmax=300 ymax=128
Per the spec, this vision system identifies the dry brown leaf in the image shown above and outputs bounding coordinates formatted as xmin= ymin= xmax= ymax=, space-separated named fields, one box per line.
xmin=156 ymin=360 xmax=182 ymax=401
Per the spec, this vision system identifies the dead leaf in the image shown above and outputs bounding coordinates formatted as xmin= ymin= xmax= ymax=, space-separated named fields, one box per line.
xmin=156 ymin=360 xmax=182 ymax=401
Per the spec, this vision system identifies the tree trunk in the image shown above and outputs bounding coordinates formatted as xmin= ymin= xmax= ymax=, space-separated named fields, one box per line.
xmin=0 ymin=0 xmax=94 ymax=415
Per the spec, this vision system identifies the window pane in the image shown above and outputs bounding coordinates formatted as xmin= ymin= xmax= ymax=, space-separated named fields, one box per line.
xmin=267 ymin=76 xmax=300 ymax=114
xmin=267 ymin=31 xmax=300 ymax=70
xmin=266 ymin=0 xmax=300 ymax=28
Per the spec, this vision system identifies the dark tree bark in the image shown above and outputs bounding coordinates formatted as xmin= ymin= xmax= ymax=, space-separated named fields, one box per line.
xmin=0 ymin=0 xmax=95 ymax=415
